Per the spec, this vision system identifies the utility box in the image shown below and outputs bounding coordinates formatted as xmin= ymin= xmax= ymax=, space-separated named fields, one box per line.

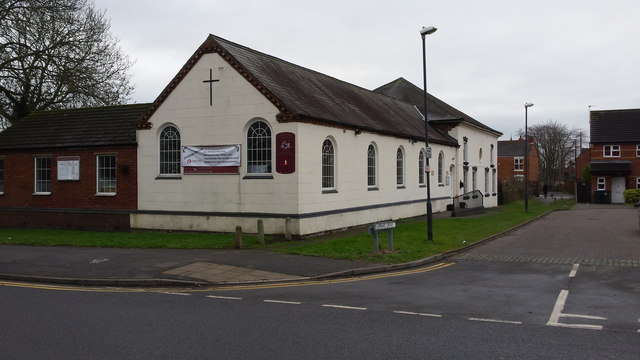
xmin=594 ymin=191 xmax=611 ymax=204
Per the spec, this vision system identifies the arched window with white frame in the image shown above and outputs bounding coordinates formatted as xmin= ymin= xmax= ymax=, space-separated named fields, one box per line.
xmin=396 ymin=147 xmax=404 ymax=187
xmin=367 ymin=143 xmax=377 ymax=189
xmin=159 ymin=125 xmax=181 ymax=176
xmin=322 ymin=138 xmax=336 ymax=190
xmin=247 ymin=120 xmax=272 ymax=174
xmin=418 ymin=149 xmax=425 ymax=186
xmin=437 ymin=151 xmax=444 ymax=184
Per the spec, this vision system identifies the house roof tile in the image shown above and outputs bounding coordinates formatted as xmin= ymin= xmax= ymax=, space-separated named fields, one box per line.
xmin=0 ymin=104 xmax=151 ymax=150
xmin=136 ymin=35 xmax=459 ymax=146
xmin=590 ymin=109 xmax=640 ymax=143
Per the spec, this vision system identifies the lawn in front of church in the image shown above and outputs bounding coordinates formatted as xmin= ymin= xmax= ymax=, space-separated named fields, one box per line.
xmin=271 ymin=199 xmax=574 ymax=264
xmin=0 ymin=199 xmax=573 ymax=264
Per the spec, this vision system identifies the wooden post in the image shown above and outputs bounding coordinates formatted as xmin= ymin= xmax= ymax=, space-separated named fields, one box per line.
xmin=257 ymin=220 xmax=265 ymax=245
xmin=234 ymin=225 xmax=242 ymax=249
xmin=285 ymin=217 xmax=292 ymax=241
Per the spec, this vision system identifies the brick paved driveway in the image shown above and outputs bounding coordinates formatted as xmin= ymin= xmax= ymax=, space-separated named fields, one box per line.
xmin=457 ymin=203 xmax=640 ymax=266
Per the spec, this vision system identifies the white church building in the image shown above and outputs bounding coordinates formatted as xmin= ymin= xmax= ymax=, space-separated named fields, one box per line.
xmin=131 ymin=34 xmax=501 ymax=237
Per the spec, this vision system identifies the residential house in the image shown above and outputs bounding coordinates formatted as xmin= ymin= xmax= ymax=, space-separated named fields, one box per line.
xmin=497 ymin=137 xmax=540 ymax=187
xmin=589 ymin=108 xmax=640 ymax=203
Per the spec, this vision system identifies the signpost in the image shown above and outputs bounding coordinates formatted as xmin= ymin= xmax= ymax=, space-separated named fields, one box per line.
xmin=369 ymin=221 xmax=396 ymax=254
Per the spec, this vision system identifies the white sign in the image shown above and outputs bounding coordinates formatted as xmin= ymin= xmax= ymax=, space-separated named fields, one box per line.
xmin=425 ymin=146 xmax=432 ymax=158
xmin=373 ymin=221 xmax=396 ymax=231
xmin=57 ymin=157 xmax=80 ymax=181
xmin=181 ymin=145 xmax=241 ymax=167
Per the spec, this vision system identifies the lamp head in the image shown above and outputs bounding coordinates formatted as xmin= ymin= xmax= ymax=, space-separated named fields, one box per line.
xmin=524 ymin=102 xmax=534 ymax=108
xmin=420 ymin=26 xmax=438 ymax=36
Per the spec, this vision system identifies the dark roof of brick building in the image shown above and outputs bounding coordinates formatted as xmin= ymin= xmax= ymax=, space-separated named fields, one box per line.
xmin=0 ymin=104 xmax=151 ymax=150
xmin=135 ymin=34 xmax=459 ymax=146
xmin=590 ymin=108 xmax=640 ymax=143
xmin=374 ymin=77 xmax=502 ymax=136
xmin=498 ymin=139 xmax=535 ymax=156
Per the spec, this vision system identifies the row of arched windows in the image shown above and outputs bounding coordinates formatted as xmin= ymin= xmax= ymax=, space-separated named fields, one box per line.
xmin=158 ymin=121 xmax=453 ymax=191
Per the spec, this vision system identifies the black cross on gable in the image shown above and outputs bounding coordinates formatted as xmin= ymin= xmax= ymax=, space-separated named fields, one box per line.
xmin=203 ymin=68 xmax=219 ymax=106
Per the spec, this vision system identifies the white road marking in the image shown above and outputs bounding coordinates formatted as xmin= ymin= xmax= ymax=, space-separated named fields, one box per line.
xmin=207 ymin=295 xmax=242 ymax=300
xmin=393 ymin=311 xmax=442 ymax=318
xmin=264 ymin=300 xmax=302 ymax=305
xmin=322 ymin=304 xmax=367 ymax=311
xmin=569 ymin=264 xmax=580 ymax=278
xmin=547 ymin=290 xmax=605 ymax=330
xmin=468 ymin=317 xmax=522 ymax=325
xmin=161 ymin=292 xmax=190 ymax=296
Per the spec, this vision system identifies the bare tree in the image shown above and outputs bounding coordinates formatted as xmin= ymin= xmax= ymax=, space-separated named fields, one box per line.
xmin=519 ymin=120 xmax=582 ymax=189
xmin=0 ymin=0 xmax=134 ymax=129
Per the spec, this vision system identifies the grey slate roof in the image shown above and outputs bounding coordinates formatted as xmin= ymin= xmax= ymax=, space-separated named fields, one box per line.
xmin=0 ymin=104 xmax=151 ymax=150
xmin=374 ymin=77 xmax=502 ymax=136
xmin=136 ymin=34 xmax=458 ymax=146
xmin=590 ymin=109 xmax=640 ymax=143
xmin=498 ymin=139 xmax=531 ymax=157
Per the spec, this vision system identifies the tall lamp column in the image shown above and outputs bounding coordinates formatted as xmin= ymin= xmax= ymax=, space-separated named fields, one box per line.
xmin=421 ymin=26 xmax=437 ymax=241
xmin=524 ymin=102 xmax=534 ymax=212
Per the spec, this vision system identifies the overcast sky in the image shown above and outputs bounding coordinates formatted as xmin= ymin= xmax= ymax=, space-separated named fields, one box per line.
xmin=94 ymin=0 xmax=640 ymax=141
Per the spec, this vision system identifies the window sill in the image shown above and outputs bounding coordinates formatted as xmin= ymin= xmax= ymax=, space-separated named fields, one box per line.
xmin=368 ymin=187 xmax=379 ymax=191
xmin=397 ymin=185 xmax=406 ymax=189
xmin=33 ymin=192 xmax=51 ymax=196
xmin=156 ymin=175 xmax=182 ymax=180
xmin=322 ymin=189 xmax=338 ymax=194
xmin=96 ymin=193 xmax=116 ymax=197
xmin=419 ymin=184 xmax=426 ymax=188
xmin=243 ymin=175 xmax=274 ymax=180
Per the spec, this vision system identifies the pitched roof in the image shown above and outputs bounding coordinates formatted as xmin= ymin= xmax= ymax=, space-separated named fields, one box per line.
xmin=0 ymin=104 xmax=151 ymax=150
xmin=590 ymin=108 xmax=640 ymax=143
xmin=374 ymin=77 xmax=502 ymax=136
xmin=497 ymin=139 xmax=535 ymax=156
xmin=135 ymin=34 xmax=458 ymax=146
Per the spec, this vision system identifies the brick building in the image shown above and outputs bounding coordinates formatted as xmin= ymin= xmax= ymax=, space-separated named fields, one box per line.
xmin=497 ymin=137 xmax=540 ymax=186
xmin=0 ymin=104 xmax=149 ymax=230
xmin=588 ymin=108 xmax=640 ymax=203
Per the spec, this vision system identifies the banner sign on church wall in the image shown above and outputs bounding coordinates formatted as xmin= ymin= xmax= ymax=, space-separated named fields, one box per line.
xmin=181 ymin=145 xmax=241 ymax=174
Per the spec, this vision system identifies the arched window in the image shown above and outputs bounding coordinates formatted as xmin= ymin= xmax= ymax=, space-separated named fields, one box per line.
xmin=396 ymin=147 xmax=404 ymax=186
xmin=322 ymin=139 xmax=335 ymax=190
xmin=367 ymin=144 xmax=377 ymax=188
xmin=438 ymin=151 xmax=444 ymax=184
xmin=247 ymin=121 xmax=272 ymax=174
xmin=159 ymin=125 xmax=181 ymax=175
xmin=418 ymin=150 xmax=425 ymax=185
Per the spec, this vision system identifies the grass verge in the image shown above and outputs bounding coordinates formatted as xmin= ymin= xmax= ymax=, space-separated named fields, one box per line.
xmin=0 ymin=199 xmax=573 ymax=263
xmin=270 ymin=199 xmax=574 ymax=264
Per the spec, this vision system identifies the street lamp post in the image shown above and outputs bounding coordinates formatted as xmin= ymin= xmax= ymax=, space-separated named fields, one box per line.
xmin=421 ymin=26 xmax=437 ymax=241
xmin=524 ymin=102 xmax=534 ymax=212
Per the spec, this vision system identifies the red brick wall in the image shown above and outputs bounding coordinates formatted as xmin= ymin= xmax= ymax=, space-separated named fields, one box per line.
xmin=0 ymin=145 xmax=136 ymax=230
xmin=589 ymin=143 xmax=640 ymax=192
xmin=0 ymin=146 xmax=137 ymax=210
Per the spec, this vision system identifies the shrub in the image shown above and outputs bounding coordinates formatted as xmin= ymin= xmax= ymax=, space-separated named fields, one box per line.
xmin=623 ymin=189 xmax=640 ymax=203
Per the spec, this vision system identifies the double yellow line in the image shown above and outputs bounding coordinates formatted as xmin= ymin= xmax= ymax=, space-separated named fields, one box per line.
xmin=0 ymin=262 xmax=455 ymax=293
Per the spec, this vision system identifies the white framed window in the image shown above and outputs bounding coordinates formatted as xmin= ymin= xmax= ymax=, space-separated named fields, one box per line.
xmin=322 ymin=138 xmax=335 ymax=190
xmin=636 ymin=145 xmax=640 ymax=157
xmin=247 ymin=120 xmax=272 ymax=174
xmin=603 ymin=145 xmax=620 ymax=157
xmin=514 ymin=157 xmax=524 ymax=171
xmin=597 ymin=177 xmax=606 ymax=190
xmin=34 ymin=157 xmax=51 ymax=194
xmin=636 ymin=177 xmax=640 ymax=189
xmin=492 ymin=168 xmax=497 ymax=194
xmin=484 ymin=168 xmax=489 ymax=193
xmin=0 ymin=157 xmax=4 ymax=194
xmin=437 ymin=151 xmax=444 ymax=184
xmin=472 ymin=167 xmax=478 ymax=191
xmin=159 ymin=125 xmax=181 ymax=176
xmin=418 ymin=150 xmax=425 ymax=186
xmin=396 ymin=147 xmax=404 ymax=187
xmin=97 ymin=155 xmax=117 ymax=195
xmin=367 ymin=144 xmax=377 ymax=188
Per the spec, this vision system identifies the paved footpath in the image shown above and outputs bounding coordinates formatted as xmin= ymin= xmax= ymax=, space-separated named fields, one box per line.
xmin=457 ymin=203 xmax=640 ymax=266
